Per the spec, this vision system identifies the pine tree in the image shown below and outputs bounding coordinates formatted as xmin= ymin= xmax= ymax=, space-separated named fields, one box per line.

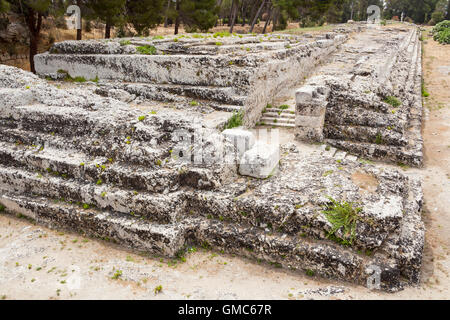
xmin=178 ymin=0 xmax=219 ymax=33
xmin=0 ymin=0 xmax=10 ymax=13
xmin=126 ymin=0 xmax=164 ymax=36
xmin=86 ymin=0 xmax=126 ymax=38
xmin=6 ymin=0 xmax=53 ymax=73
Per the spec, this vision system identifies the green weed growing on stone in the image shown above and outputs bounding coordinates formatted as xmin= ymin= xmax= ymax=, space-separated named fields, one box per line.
xmin=383 ymin=96 xmax=401 ymax=107
xmin=154 ymin=285 xmax=162 ymax=294
xmin=119 ymin=40 xmax=131 ymax=46
xmin=322 ymin=197 xmax=362 ymax=245
xmin=111 ymin=269 xmax=122 ymax=279
xmin=136 ymin=45 xmax=157 ymax=55
xmin=225 ymin=111 xmax=244 ymax=129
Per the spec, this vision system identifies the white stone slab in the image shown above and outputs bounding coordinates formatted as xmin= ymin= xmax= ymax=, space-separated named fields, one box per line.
xmin=239 ymin=142 xmax=279 ymax=179
xmin=223 ymin=128 xmax=255 ymax=158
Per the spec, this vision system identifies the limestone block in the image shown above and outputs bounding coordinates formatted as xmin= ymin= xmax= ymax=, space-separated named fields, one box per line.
xmin=223 ymin=128 xmax=255 ymax=159
xmin=239 ymin=142 xmax=279 ymax=179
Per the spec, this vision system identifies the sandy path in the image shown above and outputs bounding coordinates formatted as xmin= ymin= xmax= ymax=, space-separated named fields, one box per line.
xmin=0 ymin=27 xmax=449 ymax=300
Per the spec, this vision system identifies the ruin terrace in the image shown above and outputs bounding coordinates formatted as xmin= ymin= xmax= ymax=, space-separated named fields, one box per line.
xmin=0 ymin=23 xmax=425 ymax=292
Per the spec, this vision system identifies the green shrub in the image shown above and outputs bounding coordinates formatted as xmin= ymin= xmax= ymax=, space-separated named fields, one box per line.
xmin=119 ymin=40 xmax=131 ymax=46
xmin=422 ymin=80 xmax=430 ymax=97
xmin=436 ymin=28 xmax=450 ymax=44
xmin=136 ymin=45 xmax=157 ymax=55
xmin=225 ymin=111 xmax=244 ymax=129
xmin=322 ymin=197 xmax=362 ymax=245
xmin=432 ymin=20 xmax=450 ymax=44
xmin=383 ymin=96 xmax=401 ymax=107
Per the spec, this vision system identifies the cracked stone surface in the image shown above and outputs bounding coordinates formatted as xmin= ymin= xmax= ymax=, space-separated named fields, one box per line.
xmin=0 ymin=55 xmax=425 ymax=292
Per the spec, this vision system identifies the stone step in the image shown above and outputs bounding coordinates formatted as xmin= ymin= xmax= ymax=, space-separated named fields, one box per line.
xmin=324 ymin=124 xmax=408 ymax=147
xmin=325 ymin=139 xmax=422 ymax=167
xmin=0 ymin=141 xmax=181 ymax=194
xmin=262 ymin=111 xmax=296 ymax=119
xmin=0 ymin=164 xmax=184 ymax=224
xmin=265 ymin=108 xmax=296 ymax=114
xmin=0 ymin=193 xmax=186 ymax=257
xmin=0 ymin=191 xmax=410 ymax=292
xmin=97 ymin=82 xmax=248 ymax=107
xmin=257 ymin=122 xmax=295 ymax=128
xmin=0 ymin=126 xmax=168 ymax=168
xmin=260 ymin=116 xmax=295 ymax=124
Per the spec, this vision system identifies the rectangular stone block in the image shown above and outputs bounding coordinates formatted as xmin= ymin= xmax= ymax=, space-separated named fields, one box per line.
xmin=239 ymin=142 xmax=279 ymax=179
xmin=223 ymin=128 xmax=255 ymax=159
xmin=295 ymin=115 xmax=324 ymax=128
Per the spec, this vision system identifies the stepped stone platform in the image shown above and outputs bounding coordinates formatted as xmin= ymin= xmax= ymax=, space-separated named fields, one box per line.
xmin=34 ymin=27 xmax=360 ymax=126
xmin=0 ymin=64 xmax=425 ymax=292
xmin=295 ymin=26 xmax=424 ymax=166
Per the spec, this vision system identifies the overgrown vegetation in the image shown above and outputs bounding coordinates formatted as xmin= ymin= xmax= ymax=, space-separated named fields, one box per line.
xmin=383 ymin=96 xmax=401 ymax=107
xmin=225 ymin=111 xmax=244 ymax=129
xmin=136 ymin=45 xmax=157 ymax=55
xmin=432 ymin=20 xmax=450 ymax=44
xmin=422 ymin=80 xmax=430 ymax=97
xmin=322 ymin=197 xmax=362 ymax=246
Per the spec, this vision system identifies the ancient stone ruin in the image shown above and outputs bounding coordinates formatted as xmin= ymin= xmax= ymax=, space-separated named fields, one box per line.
xmin=0 ymin=23 xmax=425 ymax=292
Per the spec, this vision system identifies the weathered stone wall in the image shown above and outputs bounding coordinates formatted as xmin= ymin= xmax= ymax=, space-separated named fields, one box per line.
xmin=0 ymin=64 xmax=425 ymax=291
xmin=34 ymin=28 xmax=357 ymax=127
xmin=294 ymin=25 xmax=424 ymax=166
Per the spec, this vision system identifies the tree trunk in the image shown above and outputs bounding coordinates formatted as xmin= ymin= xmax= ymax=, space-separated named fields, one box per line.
xmin=215 ymin=0 xmax=223 ymax=27
xmin=29 ymin=32 xmax=38 ymax=74
xmin=105 ymin=22 xmax=111 ymax=39
xmin=447 ymin=0 xmax=450 ymax=20
xmin=174 ymin=0 xmax=180 ymax=35
xmin=262 ymin=6 xmax=273 ymax=34
xmin=250 ymin=0 xmax=265 ymax=33
xmin=76 ymin=0 xmax=82 ymax=40
xmin=164 ymin=0 xmax=170 ymax=28
xmin=229 ymin=0 xmax=238 ymax=33
xmin=25 ymin=11 xmax=42 ymax=74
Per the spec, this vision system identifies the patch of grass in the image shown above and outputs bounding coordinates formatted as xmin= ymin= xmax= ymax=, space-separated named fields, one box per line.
xmin=383 ymin=96 xmax=401 ymax=107
xmin=421 ymin=80 xmax=429 ymax=97
xmin=215 ymin=42 xmax=223 ymax=46
xmin=111 ymin=269 xmax=122 ymax=280
xmin=278 ymin=105 xmax=289 ymax=110
xmin=154 ymin=285 xmax=163 ymax=294
xmin=322 ymin=197 xmax=362 ymax=245
xmin=305 ymin=269 xmax=315 ymax=277
xmin=374 ymin=133 xmax=383 ymax=145
xmin=0 ymin=203 xmax=5 ymax=212
xmin=119 ymin=40 xmax=131 ymax=46
xmin=224 ymin=111 xmax=244 ymax=129
xmin=323 ymin=170 xmax=333 ymax=177
xmin=153 ymin=35 xmax=164 ymax=40
xmin=189 ymin=100 xmax=199 ymax=106
xmin=396 ymin=162 xmax=410 ymax=170
xmin=138 ymin=115 xmax=146 ymax=121
xmin=213 ymin=31 xmax=231 ymax=38
xmin=136 ymin=45 xmax=157 ymax=55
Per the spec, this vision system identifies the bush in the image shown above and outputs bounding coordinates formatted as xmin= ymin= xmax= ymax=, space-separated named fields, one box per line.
xmin=436 ymin=28 xmax=450 ymax=44
xmin=432 ymin=20 xmax=450 ymax=44
xmin=136 ymin=45 xmax=157 ymax=55
xmin=84 ymin=20 xmax=92 ymax=33
xmin=433 ymin=20 xmax=450 ymax=33
xmin=54 ymin=15 xmax=68 ymax=30
xmin=430 ymin=11 xmax=445 ymax=26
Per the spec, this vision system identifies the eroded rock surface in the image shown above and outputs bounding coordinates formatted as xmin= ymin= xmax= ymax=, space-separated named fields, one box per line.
xmin=0 ymin=63 xmax=424 ymax=292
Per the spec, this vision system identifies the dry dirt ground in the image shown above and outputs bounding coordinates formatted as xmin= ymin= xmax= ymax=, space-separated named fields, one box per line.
xmin=0 ymin=27 xmax=449 ymax=300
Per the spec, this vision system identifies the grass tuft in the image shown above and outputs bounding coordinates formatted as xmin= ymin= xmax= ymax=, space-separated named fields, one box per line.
xmin=322 ymin=197 xmax=362 ymax=245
